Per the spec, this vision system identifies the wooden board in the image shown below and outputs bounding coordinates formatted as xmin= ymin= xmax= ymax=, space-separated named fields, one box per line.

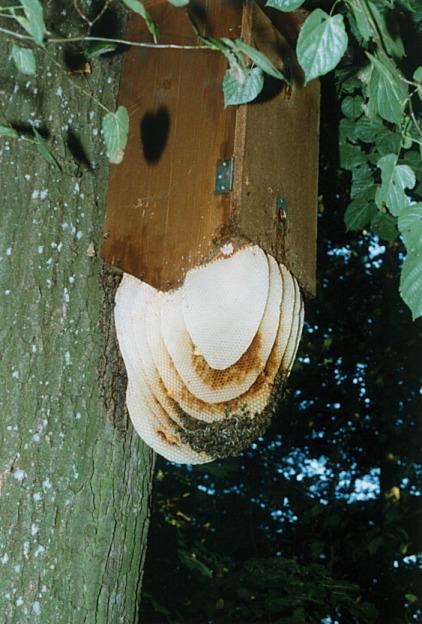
xmin=232 ymin=3 xmax=320 ymax=296
xmin=102 ymin=0 xmax=240 ymax=290
xmin=102 ymin=0 xmax=319 ymax=295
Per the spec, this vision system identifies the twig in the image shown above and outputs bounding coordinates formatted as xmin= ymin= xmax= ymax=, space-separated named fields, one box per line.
xmin=72 ymin=0 xmax=114 ymax=35
xmin=0 ymin=26 xmax=207 ymax=50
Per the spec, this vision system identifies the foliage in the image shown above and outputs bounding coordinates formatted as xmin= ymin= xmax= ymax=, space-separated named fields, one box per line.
xmin=102 ymin=105 xmax=129 ymax=164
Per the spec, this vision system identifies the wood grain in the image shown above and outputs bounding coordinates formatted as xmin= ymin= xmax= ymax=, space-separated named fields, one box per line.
xmin=102 ymin=0 xmax=319 ymax=296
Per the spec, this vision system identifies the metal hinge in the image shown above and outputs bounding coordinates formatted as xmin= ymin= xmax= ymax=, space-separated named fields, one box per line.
xmin=214 ymin=158 xmax=234 ymax=194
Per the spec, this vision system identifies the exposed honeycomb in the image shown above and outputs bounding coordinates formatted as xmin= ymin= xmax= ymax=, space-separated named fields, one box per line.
xmin=114 ymin=241 xmax=304 ymax=464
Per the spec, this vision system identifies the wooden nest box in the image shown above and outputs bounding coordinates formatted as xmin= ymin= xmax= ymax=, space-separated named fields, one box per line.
xmin=102 ymin=0 xmax=320 ymax=297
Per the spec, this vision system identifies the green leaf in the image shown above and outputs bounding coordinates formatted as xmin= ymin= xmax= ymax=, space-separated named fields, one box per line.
xmin=350 ymin=172 xmax=377 ymax=200
xmin=166 ymin=0 xmax=189 ymax=5
xmin=398 ymin=203 xmax=422 ymax=253
xmin=32 ymin=127 xmax=61 ymax=172
xmin=371 ymin=212 xmax=399 ymax=242
xmin=379 ymin=12 xmax=405 ymax=60
xmin=339 ymin=118 xmax=359 ymax=144
xmin=83 ymin=41 xmax=117 ymax=60
xmin=122 ymin=0 xmax=159 ymax=42
xmin=0 ymin=125 xmax=19 ymax=138
xmin=102 ymin=105 xmax=129 ymax=164
xmin=400 ymin=251 xmax=422 ymax=319
xmin=350 ymin=2 xmax=371 ymax=42
xmin=266 ymin=0 xmax=304 ymax=11
xmin=354 ymin=115 xmax=383 ymax=142
xmin=352 ymin=1 xmax=405 ymax=59
xmin=18 ymin=0 xmax=46 ymax=46
xmin=234 ymin=39 xmax=285 ymax=80
xmin=414 ymin=67 xmax=422 ymax=81
xmin=336 ymin=69 xmax=362 ymax=94
xmin=178 ymin=550 xmax=213 ymax=578
xmin=414 ymin=66 xmax=422 ymax=103
xmin=122 ymin=0 xmax=147 ymax=18
xmin=341 ymin=95 xmax=364 ymax=120
xmin=297 ymin=9 xmax=348 ymax=84
xmin=375 ymin=154 xmax=416 ymax=216
xmin=345 ymin=199 xmax=377 ymax=231
xmin=368 ymin=535 xmax=383 ymax=555
xmin=405 ymin=593 xmax=419 ymax=604
xmin=223 ymin=66 xmax=264 ymax=107
xmin=376 ymin=127 xmax=402 ymax=156
xmin=365 ymin=53 xmax=408 ymax=124
xmin=339 ymin=142 xmax=368 ymax=171
xmin=11 ymin=43 xmax=36 ymax=75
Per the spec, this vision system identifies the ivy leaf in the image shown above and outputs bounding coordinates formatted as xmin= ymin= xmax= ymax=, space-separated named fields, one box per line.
xmin=354 ymin=115 xmax=383 ymax=142
xmin=372 ymin=2 xmax=405 ymax=60
xmin=341 ymin=95 xmax=364 ymax=120
xmin=350 ymin=2 xmax=371 ymax=42
xmin=297 ymin=9 xmax=348 ymax=84
xmin=178 ymin=550 xmax=213 ymax=578
xmin=0 ymin=125 xmax=19 ymax=138
xmin=376 ymin=127 xmax=402 ymax=156
xmin=368 ymin=536 xmax=384 ymax=555
xmin=339 ymin=142 xmax=368 ymax=171
xmin=83 ymin=41 xmax=117 ymax=60
xmin=365 ymin=53 xmax=408 ymax=124
xmin=375 ymin=154 xmax=416 ymax=216
xmin=339 ymin=118 xmax=359 ymax=144
xmin=32 ymin=127 xmax=61 ymax=172
xmin=337 ymin=68 xmax=361 ymax=94
xmin=102 ymin=105 xmax=129 ymax=164
xmin=11 ymin=43 xmax=36 ymax=75
xmin=234 ymin=39 xmax=285 ymax=80
xmin=371 ymin=212 xmax=399 ymax=242
xmin=414 ymin=66 xmax=422 ymax=103
xmin=352 ymin=1 xmax=404 ymax=59
xmin=398 ymin=203 xmax=422 ymax=253
xmin=122 ymin=0 xmax=159 ymax=42
xmin=344 ymin=198 xmax=377 ymax=231
xmin=400 ymin=251 xmax=422 ymax=320
xmin=18 ymin=0 xmax=46 ymax=47
xmin=265 ymin=0 xmax=304 ymax=11
xmin=350 ymin=171 xmax=376 ymax=200
xmin=379 ymin=12 xmax=405 ymax=60
xmin=223 ymin=66 xmax=264 ymax=107
xmin=166 ymin=0 xmax=189 ymax=5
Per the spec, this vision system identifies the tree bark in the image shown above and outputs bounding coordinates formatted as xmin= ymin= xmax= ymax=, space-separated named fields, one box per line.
xmin=0 ymin=10 xmax=154 ymax=623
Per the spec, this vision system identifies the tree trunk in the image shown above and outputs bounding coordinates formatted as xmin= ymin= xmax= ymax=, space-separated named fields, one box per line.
xmin=0 ymin=11 xmax=154 ymax=623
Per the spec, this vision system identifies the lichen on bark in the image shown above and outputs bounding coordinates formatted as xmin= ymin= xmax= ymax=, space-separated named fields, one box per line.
xmin=0 ymin=5 xmax=154 ymax=623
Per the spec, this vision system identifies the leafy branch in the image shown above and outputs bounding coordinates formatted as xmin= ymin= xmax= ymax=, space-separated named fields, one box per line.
xmin=267 ymin=0 xmax=421 ymax=319
xmin=0 ymin=125 xmax=61 ymax=171
xmin=1 ymin=0 xmax=287 ymax=163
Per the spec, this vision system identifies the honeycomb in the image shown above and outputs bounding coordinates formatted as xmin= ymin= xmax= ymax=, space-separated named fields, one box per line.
xmin=114 ymin=241 xmax=304 ymax=464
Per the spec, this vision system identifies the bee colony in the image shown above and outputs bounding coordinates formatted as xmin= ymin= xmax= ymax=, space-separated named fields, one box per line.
xmin=115 ymin=240 xmax=304 ymax=463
